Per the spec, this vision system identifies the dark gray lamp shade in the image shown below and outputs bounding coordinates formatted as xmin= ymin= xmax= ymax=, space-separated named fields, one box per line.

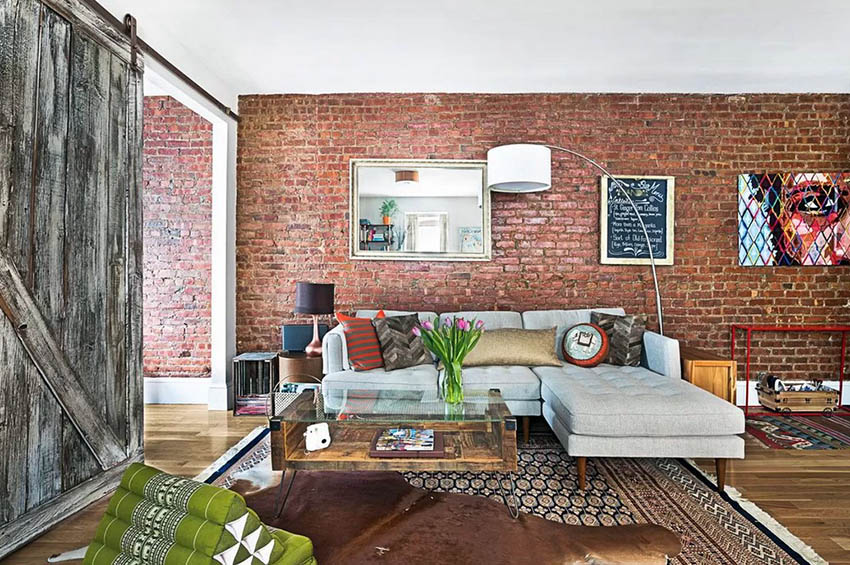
xmin=294 ymin=282 xmax=334 ymax=315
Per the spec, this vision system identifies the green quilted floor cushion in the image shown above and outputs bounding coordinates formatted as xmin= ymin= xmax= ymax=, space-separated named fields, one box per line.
xmin=83 ymin=463 xmax=316 ymax=565
xmin=269 ymin=529 xmax=317 ymax=565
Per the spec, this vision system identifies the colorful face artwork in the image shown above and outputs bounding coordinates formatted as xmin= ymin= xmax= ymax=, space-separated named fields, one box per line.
xmin=738 ymin=173 xmax=850 ymax=266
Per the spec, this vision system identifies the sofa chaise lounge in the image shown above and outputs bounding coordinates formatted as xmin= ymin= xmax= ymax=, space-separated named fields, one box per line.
xmin=322 ymin=308 xmax=745 ymax=490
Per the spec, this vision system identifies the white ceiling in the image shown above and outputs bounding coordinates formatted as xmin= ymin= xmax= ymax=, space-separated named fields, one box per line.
xmin=358 ymin=166 xmax=482 ymax=198
xmin=98 ymin=0 xmax=850 ymax=110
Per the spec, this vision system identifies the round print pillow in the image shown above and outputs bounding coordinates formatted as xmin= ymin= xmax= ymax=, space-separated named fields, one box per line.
xmin=562 ymin=323 xmax=609 ymax=367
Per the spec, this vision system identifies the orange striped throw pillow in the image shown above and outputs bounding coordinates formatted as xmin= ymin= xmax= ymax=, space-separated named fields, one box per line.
xmin=336 ymin=309 xmax=385 ymax=322
xmin=339 ymin=317 xmax=385 ymax=371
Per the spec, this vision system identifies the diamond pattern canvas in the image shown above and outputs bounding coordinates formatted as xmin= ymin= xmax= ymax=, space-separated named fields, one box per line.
xmin=738 ymin=173 xmax=850 ymax=266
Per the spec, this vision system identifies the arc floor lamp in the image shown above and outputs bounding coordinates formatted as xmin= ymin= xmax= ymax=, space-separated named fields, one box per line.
xmin=486 ymin=144 xmax=664 ymax=336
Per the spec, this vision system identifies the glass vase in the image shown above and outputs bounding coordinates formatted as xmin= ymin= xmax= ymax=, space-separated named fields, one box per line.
xmin=440 ymin=360 xmax=464 ymax=405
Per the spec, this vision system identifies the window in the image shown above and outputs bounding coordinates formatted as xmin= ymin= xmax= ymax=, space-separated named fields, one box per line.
xmin=405 ymin=212 xmax=448 ymax=253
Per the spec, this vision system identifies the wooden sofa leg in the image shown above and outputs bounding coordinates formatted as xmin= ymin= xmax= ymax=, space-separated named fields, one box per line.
xmin=715 ymin=458 xmax=727 ymax=492
xmin=577 ymin=457 xmax=587 ymax=490
xmin=522 ymin=416 xmax=530 ymax=444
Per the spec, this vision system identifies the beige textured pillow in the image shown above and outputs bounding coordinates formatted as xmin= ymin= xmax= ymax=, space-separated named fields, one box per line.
xmin=463 ymin=328 xmax=561 ymax=367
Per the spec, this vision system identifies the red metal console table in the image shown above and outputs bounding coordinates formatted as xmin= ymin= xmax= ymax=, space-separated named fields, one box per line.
xmin=730 ymin=324 xmax=850 ymax=416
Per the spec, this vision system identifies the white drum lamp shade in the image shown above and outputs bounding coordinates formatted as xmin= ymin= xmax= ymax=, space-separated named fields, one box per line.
xmin=486 ymin=144 xmax=552 ymax=193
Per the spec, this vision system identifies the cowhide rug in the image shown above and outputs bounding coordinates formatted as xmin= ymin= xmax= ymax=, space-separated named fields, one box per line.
xmin=231 ymin=471 xmax=681 ymax=565
xmin=205 ymin=427 xmax=825 ymax=565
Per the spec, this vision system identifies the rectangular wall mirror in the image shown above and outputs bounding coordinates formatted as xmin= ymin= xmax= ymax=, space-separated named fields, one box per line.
xmin=350 ymin=159 xmax=491 ymax=261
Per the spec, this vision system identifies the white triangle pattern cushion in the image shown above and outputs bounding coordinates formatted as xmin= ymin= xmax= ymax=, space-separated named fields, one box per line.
xmin=243 ymin=528 xmax=261 ymax=553
xmin=224 ymin=513 xmax=248 ymax=540
xmin=213 ymin=543 xmax=240 ymax=565
xmin=214 ymin=512 xmax=279 ymax=565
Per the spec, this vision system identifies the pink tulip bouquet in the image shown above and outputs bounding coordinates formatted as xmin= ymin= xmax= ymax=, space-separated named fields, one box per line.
xmin=413 ymin=316 xmax=484 ymax=404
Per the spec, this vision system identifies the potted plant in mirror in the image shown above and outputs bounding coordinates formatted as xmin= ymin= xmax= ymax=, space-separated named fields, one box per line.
xmin=379 ymin=199 xmax=399 ymax=225
xmin=414 ymin=317 xmax=484 ymax=405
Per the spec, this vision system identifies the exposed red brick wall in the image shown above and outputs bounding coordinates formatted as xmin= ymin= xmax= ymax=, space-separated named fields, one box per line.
xmin=143 ymin=96 xmax=212 ymax=378
xmin=236 ymin=93 xmax=850 ymax=382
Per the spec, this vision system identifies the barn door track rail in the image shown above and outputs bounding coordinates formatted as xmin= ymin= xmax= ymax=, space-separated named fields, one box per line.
xmin=81 ymin=0 xmax=240 ymax=121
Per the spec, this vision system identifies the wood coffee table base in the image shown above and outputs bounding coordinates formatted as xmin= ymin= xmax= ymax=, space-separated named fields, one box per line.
xmin=271 ymin=424 xmax=517 ymax=472
xmin=270 ymin=389 xmax=519 ymax=516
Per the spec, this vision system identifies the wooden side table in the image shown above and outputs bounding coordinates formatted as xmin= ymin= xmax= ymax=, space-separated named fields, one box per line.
xmin=279 ymin=352 xmax=323 ymax=384
xmin=680 ymin=345 xmax=737 ymax=404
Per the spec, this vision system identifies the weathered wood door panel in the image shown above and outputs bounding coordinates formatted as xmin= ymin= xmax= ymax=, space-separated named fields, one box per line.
xmin=0 ymin=0 xmax=143 ymax=555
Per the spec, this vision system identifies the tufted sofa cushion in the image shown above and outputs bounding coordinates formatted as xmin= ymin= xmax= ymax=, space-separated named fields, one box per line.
xmin=323 ymin=364 xmax=437 ymax=391
xmin=534 ymin=363 xmax=744 ymax=437
xmin=322 ymin=364 xmax=439 ymax=410
xmin=460 ymin=365 xmax=541 ymax=400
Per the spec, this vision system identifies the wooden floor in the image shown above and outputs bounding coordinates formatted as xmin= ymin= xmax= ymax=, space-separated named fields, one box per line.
xmin=2 ymin=406 xmax=266 ymax=565
xmin=4 ymin=406 xmax=850 ymax=564
xmin=698 ymin=442 xmax=850 ymax=564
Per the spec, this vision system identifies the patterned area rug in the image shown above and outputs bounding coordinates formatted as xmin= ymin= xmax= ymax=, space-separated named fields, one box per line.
xmin=197 ymin=427 xmax=826 ymax=565
xmin=747 ymin=414 xmax=850 ymax=449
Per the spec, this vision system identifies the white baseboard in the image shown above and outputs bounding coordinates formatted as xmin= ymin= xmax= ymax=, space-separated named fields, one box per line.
xmin=207 ymin=382 xmax=231 ymax=411
xmin=144 ymin=377 xmax=210 ymax=404
xmin=735 ymin=380 xmax=849 ymax=406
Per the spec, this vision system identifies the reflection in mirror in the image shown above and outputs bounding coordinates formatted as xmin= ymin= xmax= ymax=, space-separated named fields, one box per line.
xmin=351 ymin=160 xmax=491 ymax=261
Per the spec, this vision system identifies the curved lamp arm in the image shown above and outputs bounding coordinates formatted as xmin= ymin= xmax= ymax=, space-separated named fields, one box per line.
xmin=544 ymin=144 xmax=664 ymax=335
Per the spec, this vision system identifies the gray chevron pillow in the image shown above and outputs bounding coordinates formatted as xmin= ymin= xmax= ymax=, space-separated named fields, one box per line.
xmin=590 ymin=312 xmax=646 ymax=366
xmin=372 ymin=314 xmax=431 ymax=370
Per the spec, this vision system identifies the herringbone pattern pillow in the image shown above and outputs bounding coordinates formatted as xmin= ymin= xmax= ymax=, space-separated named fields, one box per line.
xmin=590 ymin=312 xmax=646 ymax=366
xmin=372 ymin=314 xmax=430 ymax=370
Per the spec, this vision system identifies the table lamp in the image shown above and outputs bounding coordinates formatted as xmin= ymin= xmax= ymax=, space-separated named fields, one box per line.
xmin=294 ymin=282 xmax=335 ymax=357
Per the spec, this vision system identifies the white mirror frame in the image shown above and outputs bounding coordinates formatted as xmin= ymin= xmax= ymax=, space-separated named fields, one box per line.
xmin=349 ymin=159 xmax=492 ymax=262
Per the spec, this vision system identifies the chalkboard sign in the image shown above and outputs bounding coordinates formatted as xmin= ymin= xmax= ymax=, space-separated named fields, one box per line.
xmin=600 ymin=175 xmax=675 ymax=265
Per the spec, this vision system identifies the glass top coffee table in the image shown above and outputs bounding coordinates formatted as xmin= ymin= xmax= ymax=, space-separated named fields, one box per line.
xmin=269 ymin=387 xmax=519 ymax=516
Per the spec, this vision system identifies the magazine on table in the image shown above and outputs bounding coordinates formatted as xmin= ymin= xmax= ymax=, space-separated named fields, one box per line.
xmin=369 ymin=428 xmax=446 ymax=459
xmin=375 ymin=428 xmax=435 ymax=451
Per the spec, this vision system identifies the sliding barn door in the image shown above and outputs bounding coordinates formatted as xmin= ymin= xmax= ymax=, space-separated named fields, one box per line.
xmin=0 ymin=0 xmax=143 ymax=555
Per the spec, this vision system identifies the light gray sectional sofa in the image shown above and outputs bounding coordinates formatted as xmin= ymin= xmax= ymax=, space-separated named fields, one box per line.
xmin=322 ymin=308 xmax=745 ymax=490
